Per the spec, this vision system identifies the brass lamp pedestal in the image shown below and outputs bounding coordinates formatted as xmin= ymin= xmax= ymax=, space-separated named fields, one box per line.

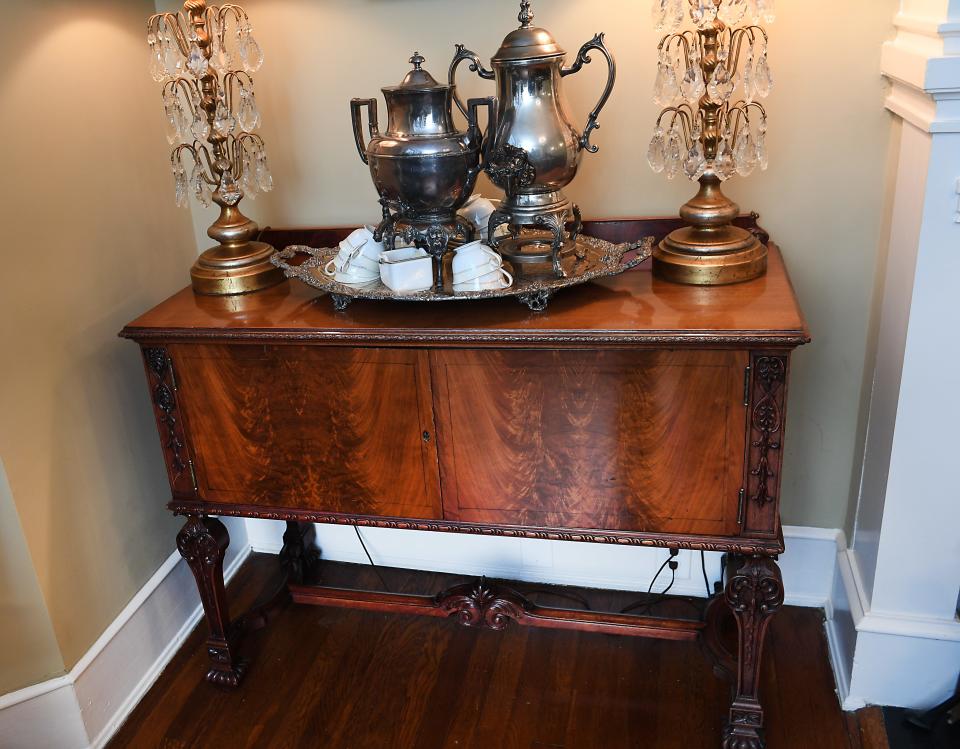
xmin=654 ymin=174 xmax=767 ymax=286
xmin=191 ymin=197 xmax=284 ymax=296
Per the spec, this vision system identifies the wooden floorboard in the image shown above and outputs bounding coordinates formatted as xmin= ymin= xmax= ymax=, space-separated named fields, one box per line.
xmin=109 ymin=553 xmax=881 ymax=749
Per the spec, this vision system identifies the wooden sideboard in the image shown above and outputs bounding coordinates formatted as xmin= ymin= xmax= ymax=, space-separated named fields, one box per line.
xmin=122 ymin=218 xmax=809 ymax=749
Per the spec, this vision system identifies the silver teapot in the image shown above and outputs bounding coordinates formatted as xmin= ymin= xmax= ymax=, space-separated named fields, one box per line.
xmin=351 ymin=53 xmax=493 ymax=258
xmin=450 ymin=1 xmax=615 ymax=274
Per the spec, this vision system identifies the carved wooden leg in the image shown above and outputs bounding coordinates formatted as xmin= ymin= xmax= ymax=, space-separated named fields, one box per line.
xmin=280 ymin=521 xmax=321 ymax=585
xmin=722 ymin=555 xmax=784 ymax=749
xmin=176 ymin=515 xmax=246 ymax=687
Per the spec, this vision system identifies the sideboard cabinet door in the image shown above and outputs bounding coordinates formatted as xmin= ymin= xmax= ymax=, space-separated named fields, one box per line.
xmin=168 ymin=344 xmax=442 ymax=519
xmin=430 ymin=349 xmax=749 ymax=536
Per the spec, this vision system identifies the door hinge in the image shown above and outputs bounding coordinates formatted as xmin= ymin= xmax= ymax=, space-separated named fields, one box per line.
xmin=168 ymin=358 xmax=179 ymax=391
xmin=188 ymin=459 xmax=198 ymax=492
xmin=743 ymin=364 xmax=751 ymax=407
xmin=737 ymin=488 xmax=746 ymax=525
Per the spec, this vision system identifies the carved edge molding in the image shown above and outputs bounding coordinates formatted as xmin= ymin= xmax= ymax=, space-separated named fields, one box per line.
xmin=748 ymin=355 xmax=786 ymax=508
xmin=144 ymin=347 xmax=190 ymax=487
xmin=125 ymin=329 xmax=811 ymax=347
xmin=167 ymin=503 xmax=785 ymax=555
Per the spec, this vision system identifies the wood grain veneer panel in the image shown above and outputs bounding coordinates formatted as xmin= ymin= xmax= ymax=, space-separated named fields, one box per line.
xmin=432 ymin=349 xmax=748 ymax=535
xmin=169 ymin=344 xmax=441 ymax=518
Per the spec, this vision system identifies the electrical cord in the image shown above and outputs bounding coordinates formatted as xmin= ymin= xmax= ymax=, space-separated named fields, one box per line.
xmin=621 ymin=548 xmax=680 ymax=616
xmin=701 ymin=550 xmax=712 ymax=598
xmin=353 ymin=525 xmax=391 ymax=593
xmin=520 ymin=588 xmax=593 ymax=611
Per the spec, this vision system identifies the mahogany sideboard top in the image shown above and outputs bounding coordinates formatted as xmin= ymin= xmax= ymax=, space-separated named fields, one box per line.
xmin=123 ymin=245 xmax=808 ymax=349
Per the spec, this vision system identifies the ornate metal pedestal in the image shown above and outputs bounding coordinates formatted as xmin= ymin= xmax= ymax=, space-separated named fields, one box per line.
xmin=483 ymin=145 xmax=586 ymax=279
xmin=488 ymin=197 xmax=584 ymax=278
xmin=374 ymin=199 xmax=475 ymax=290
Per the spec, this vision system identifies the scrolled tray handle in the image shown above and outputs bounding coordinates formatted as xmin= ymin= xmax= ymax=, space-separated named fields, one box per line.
xmin=270 ymin=245 xmax=323 ymax=278
xmin=601 ymin=238 xmax=654 ymax=273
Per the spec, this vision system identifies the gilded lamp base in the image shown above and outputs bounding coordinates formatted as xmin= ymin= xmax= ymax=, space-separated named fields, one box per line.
xmin=653 ymin=175 xmax=768 ymax=286
xmin=190 ymin=199 xmax=285 ymax=296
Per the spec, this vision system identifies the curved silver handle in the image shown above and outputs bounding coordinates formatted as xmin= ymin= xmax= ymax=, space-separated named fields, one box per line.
xmin=463 ymin=96 xmax=496 ymax=195
xmin=561 ymin=33 xmax=617 ymax=154
xmin=350 ymin=98 xmax=379 ymax=166
xmin=467 ymin=96 xmax=497 ymax=163
xmin=449 ymin=44 xmax=495 ymax=119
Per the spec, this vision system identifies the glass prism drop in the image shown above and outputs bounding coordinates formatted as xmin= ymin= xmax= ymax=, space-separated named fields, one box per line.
xmin=255 ymin=153 xmax=274 ymax=192
xmin=683 ymin=141 xmax=706 ymax=180
xmin=164 ymin=110 xmax=179 ymax=144
xmin=755 ymin=54 xmax=773 ymax=97
xmin=719 ymin=0 xmax=748 ymax=25
xmin=173 ymin=163 xmax=189 ymax=208
xmin=213 ymin=100 xmax=237 ymax=137
xmin=758 ymin=0 xmax=776 ymax=23
xmin=149 ymin=44 xmax=167 ymax=83
xmin=654 ymin=63 xmax=680 ymax=106
xmin=707 ymin=63 xmax=734 ymax=104
xmin=713 ymin=138 xmax=734 ymax=181
xmin=191 ymin=163 xmax=211 ymax=207
xmin=651 ymin=0 xmax=668 ymax=31
xmin=218 ymin=172 xmax=242 ymax=205
xmin=162 ymin=36 xmax=182 ymax=78
xmin=647 ymin=129 xmax=667 ymax=173
xmin=742 ymin=56 xmax=755 ymax=104
xmin=755 ymin=129 xmax=769 ymax=170
xmin=665 ymin=127 xmax=683 ymax=181
xmin=734 ymin=131 xmax=757 ymax=177
xmin=238 ymin=91 xmax=261 ymax=132
xmin=240 ymin=153 xmax=258 ymax=199
xmin=191 ymin=111 xmax=210 ymax=141
xmin=187 ymin=44 xmax=208 ymax=78
xmin=680 ymin=65 xmax=706 ymax=102
xmin=691 ymin=0 xmax=717 ymax=28
xmin=668 ymin=0 xmax=685 ymax=31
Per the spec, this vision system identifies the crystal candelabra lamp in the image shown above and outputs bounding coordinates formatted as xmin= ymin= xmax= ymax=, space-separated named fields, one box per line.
xmin=147 ymin=0 xmax=283 ymax=296
xmin=647 ymin=0 xmax=775 ymax=286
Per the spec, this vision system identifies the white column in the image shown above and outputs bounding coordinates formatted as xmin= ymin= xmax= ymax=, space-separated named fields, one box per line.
xmin=832 ymin=0 xmax=960 ymax=711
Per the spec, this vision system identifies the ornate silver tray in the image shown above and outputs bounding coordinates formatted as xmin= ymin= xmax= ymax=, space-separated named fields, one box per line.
xmin=271 ymin=235 xmax=654 ymax=312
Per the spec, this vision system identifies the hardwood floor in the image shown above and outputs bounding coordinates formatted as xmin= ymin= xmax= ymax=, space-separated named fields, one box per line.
xmin=110 ymin=553 xmax=883 ymax=749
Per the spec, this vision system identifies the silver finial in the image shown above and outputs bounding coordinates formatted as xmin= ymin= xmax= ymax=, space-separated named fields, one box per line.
xmin=519 ymin=1 xmax=534 ymax=28
xmin=410 ymin=51 xmax=425 ymax=70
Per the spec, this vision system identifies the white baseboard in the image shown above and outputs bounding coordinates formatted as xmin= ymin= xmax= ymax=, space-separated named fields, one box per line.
xmin=0 ymin=520 xmax=845 ymax=748
xmin=0 ymin=517 xmax=250 ymax=749
xmin=0 ymin=679 xmax=87 ymax=749
xmin=245 ymin=520 xmax=842 ymax=609
xmin=828 ymin=543 xmax=960 ymax=711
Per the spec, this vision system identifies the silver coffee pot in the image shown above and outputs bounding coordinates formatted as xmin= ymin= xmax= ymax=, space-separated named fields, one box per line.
xmin=450 ymin=1 xmax=616 ymax=275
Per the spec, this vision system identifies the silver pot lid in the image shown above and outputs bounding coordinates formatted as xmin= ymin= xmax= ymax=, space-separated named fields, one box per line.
xmin=492 ymin=1 xmax=565 ymax=62
xmin=382 ymin=52 xmax=450 ymax=92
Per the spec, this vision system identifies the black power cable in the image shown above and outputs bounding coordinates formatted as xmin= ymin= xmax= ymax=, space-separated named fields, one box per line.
xmin=621 ymin=548 xmax=681 ymax=615
xmin=353 ymin=525 xmax=391 ymax=593
xmin=701 ymin=550 xmax=712 ymax=598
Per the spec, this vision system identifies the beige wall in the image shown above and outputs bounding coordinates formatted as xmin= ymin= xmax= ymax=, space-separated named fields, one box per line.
xmin=178 ymin=0 xmax=898 ymax=528
xmin=0 ymin=462 xmax=64 ymax=694
xmin=0 ymin=0 xmax=199 ymax=684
